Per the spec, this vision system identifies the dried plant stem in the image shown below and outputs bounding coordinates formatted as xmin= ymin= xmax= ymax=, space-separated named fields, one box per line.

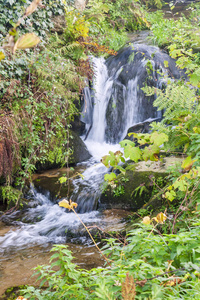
xmin=72 ymin=208 xmax=112 ymax=266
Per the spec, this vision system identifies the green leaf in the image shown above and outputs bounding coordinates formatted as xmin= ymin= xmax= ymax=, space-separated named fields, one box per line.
xmin=104 ymin=172 xmax=117 ymax=182
xmin=128 ymin=147 xmax=142 ymax=162
xmin=119 ymin=139 xmax=135 ymax=148
xmin=101 ymin=154 xmax=111 ymax=168
xmin=165 ymin=190 xmax=176 ymax=201
xmin=150 ymin=132 xmax=168 ymax=146
xmin=164 ymin=60 xmax=169 ymax=68
xmin=173 ymin=179 xmax=187 ymax=192
xmin=142 ymin=144 xmax=160 ymax=161
xmin=58 ymin=176 xmax=67 ymax=184
xmin=190 ymin=68 xmax=200 ymax=87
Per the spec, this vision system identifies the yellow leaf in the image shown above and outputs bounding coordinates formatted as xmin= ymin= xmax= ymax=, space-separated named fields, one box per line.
xmin=153 ymin=212 xmax=167 ymax=224
xmin=181 ymin=156 xmax=196 ymax=172
xmin=59 ymin=199 xmax=78 ymax=211
xmin=25 ymin=0 xmax=42 ymax=17
xmin=142 ymin=216 xmax=151 ymax=225
xmin=0 ymin=51 xmax=5 ymax=61
xmin=15 ymin=33 xmax=40 ymax=51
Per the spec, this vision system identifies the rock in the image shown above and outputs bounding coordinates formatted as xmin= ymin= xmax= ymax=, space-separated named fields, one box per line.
xmin=35 ymin=131 xmax=91 ymax=172
xmin=125 ymin=117 xmax=162 ymax=138
xmin=100 ymin=156 xmax=183 ymax=211
xmin=69 ymin=131 xmax=91 ymax=164
xmin=100 ymin=168 xmax=166 ymax=210
xmin=32 ymin=164 xmax=86 ymax=201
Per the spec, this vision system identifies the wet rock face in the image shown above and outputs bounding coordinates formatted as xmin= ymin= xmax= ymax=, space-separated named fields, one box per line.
xmin=104 ymin=44 xmax=184 ymax=143
xmin=82 ymin=44 xmax=184 ymax=144
xmin=69 ymin=131 xmax=92 ymax=164
xmin=106 ymin=44 xmax=182 ymax=82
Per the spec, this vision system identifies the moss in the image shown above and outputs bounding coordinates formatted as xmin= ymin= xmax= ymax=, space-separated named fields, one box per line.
xmin=100 ymin=164 xmax=167 ymax=211
xmin=68 ymin=131 xmax=91 ymax=164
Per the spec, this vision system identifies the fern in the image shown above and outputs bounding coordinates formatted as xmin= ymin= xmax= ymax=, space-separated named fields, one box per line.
xmin=143 ymin=82 xmax=198 ymax=124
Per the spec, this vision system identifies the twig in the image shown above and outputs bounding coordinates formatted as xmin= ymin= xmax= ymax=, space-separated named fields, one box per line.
xmin=172 ymin=186 xmax=188 ymax=234
xmin=87 ymin=225 xmax=126 ymax=244
xmin=146 ymin=267 xmax=186 ymax=282
xmin=72 ymin=208 xmax=112 ymax=267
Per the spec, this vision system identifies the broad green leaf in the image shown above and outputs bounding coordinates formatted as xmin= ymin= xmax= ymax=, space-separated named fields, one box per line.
xmin=101 ymin=155 xmax=110 ymax=168
xmin=123 ymin=144 xmax=132 ymax=159
xmin=58 ymin=176 xmax=67 ymax=184
xmin=142 ymin=144 xmax=160 ymax=161
xmin=173 ymin=179 xmax=187 ymax=192
xmin=128 ymin=146 xmax=142 ymax=162
xmin=108 ymin=151 xmax=118 ymax=167
xmin=165 ymin=190 xmax=176 ymax=201
xmin=190 ymin=68 xmax=200 ymax=87
xmin=104 ymin=172 xmax=117 ymax=182
xmin=150 ymin=132 xmax=168 ymax=146
xmin=119 ymin=139 xmax=135 ymax=148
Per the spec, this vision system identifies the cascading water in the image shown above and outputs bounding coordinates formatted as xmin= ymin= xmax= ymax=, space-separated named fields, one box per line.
xmin=81 ymin=43 xmax=182 ymax=143
xmin=0 ymin=186 xmax=101 ymax=255
xmin=0 ymin=43 xmax=182 ymax=254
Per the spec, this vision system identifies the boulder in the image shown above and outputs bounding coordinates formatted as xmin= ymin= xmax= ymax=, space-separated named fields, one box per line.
xmin=69 ymin=131 xmax=91 ymax=164
xmin=100 ymin=156 xmax=183 ymax=211
xmin=35 ymin=131 xmax=91 ymax=171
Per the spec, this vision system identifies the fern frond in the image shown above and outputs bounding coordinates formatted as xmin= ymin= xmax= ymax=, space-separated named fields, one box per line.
xmin=153 ymin=82 xmax=198 ymax=123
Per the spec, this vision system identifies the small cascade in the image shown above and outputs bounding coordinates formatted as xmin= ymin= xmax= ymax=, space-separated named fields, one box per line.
xmin=81 ymin=43 xmax=182 ymax=143
xmin=0 ymin=186 xmax=101 ymax=255
xmin=70 ymin=142 xmax=121 ymax=213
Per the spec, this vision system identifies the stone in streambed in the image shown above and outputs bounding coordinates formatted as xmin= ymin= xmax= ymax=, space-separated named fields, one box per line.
xmin=100 ymin=157 xmax=183 ymax=211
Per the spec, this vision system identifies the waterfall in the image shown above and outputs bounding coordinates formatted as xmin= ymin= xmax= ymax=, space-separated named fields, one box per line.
xmin=0 ymin=43 xmax=182 ymax=252
xmin=81 ymin=43 xmax=182 ymax=143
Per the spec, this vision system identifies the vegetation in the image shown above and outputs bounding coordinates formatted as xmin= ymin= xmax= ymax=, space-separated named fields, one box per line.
xmin=0 ymin=0 xmax=151 ymax=209
xmin=0 ymin=0 xmax=200 ymax=299
xmin=22 ymin=219 xmax=200 ymax=299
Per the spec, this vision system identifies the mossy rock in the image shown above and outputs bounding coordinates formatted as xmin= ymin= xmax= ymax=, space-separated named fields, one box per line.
xmin=69 ymin=131 xmax=91 ymax=164
xmin=100 ymin=163 xmax=167 ymax=211
xmin=35 ymin=130 xmax=91 ymax=171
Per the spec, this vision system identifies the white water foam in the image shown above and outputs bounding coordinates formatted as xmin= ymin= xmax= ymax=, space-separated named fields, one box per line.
xmin=0 ymin=187 xmax=100 ymax=254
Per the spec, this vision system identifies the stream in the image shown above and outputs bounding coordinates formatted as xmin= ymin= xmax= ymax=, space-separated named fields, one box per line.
xmin=0 ymin=142 xmax=129 ymax=296
xmin=0 ymin=19 xmax=185 ymax=295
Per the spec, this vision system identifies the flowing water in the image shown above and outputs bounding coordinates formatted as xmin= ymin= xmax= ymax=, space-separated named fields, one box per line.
xmin=81 ymin=44 xmax=182 ymax=143
xmin=0 ymin=42 xmax=182 ymax=295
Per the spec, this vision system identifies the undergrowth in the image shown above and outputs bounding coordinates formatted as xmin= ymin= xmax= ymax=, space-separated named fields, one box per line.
xmin=21 ymin=212 xmax=200 ymax=299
